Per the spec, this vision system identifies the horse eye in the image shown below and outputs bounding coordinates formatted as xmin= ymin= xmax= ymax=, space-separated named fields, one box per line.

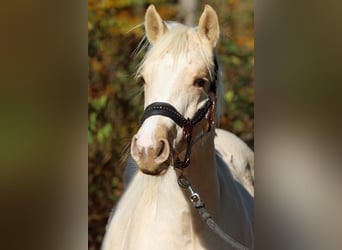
xmin=193 ymin=78 xmax=206 ymax=88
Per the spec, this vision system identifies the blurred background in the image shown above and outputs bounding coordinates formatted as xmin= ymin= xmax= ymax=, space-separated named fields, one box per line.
xmin=88 ymin=0 xmax=253 ymax=249
xmin=1 ymin=0 xmax=341 ymax=249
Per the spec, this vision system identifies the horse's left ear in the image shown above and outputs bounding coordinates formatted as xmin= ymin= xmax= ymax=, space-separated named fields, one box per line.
xmin=198 ymin=5 xmax=220 ymax=47
xmin=145 ymin=4 xmax=168 ymax=44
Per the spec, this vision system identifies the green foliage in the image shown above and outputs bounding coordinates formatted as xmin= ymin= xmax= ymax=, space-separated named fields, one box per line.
xmin=88 ymin=1 xmax=253 ymax=249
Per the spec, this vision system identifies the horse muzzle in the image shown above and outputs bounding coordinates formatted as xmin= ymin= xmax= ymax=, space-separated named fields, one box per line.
xmin=131 ymin=124 xmax=171 ymax=175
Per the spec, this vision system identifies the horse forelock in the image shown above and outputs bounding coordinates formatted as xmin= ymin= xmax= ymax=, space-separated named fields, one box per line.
xmin=136 ymin=23 xmax=213 ymax=77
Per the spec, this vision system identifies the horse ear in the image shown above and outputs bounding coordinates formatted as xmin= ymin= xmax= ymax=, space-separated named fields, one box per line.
xmin=198 ymin=5 xmax=220 ymax=47
xmin=145 ymin=5 xmax=168 ymax=44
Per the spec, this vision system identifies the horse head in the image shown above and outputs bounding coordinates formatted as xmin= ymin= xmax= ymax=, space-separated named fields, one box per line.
xmin=131 ymin=5 xmax=220 ymax=175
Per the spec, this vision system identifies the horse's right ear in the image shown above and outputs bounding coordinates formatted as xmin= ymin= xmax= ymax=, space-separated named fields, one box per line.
xmin=145 ymin=5 xmax=168 ymax=44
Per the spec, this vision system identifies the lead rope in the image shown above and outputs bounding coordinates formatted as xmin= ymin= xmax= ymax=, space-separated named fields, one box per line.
xmin=177 ymin=174 xmax=250 ymax=250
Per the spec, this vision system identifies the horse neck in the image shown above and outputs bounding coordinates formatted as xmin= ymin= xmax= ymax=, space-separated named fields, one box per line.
xmin=182 ymin=130 xmax=220 ymax=214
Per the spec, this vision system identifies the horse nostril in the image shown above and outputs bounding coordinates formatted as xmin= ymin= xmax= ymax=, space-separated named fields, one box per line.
xmin=155 ymin=139 xmax=169 ymax=163
xmin=156 ymin=140 xmax=165 ymax=158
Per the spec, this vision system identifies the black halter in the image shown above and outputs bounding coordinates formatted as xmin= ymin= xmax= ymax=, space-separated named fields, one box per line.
xmin=139 ymin=57 xmax=218 ymax=170
xmin=141 ymin=97 xmax=214 ymax=169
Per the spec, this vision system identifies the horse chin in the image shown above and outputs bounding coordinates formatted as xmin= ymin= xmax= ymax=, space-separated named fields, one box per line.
xmin=139 ymin=164 xmax=169 ymax=176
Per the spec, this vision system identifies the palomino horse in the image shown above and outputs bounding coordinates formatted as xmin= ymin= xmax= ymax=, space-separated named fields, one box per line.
xmin=102 ymin=4 xmax=254 ymax=250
